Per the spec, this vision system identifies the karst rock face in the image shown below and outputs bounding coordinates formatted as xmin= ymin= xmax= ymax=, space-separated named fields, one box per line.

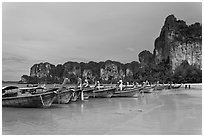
xmin=63 ymin=61 xmax=81 ymax=78
xmin=100 ymin=60 xmax=125 ymax=81
xmin=29 ymin=60 xmax=133 ymax=83
xmin=126 ymin=68 xmax=133 ymax=77
xmin=153 ymin=14 xmax=202 ymax=70
xmin=30 ymin=62 xmax=55 ymax=78
xmin=138 ymin=50 xmax=154 ymax=66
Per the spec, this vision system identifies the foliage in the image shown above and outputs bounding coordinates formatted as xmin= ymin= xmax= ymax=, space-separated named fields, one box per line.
xmin=172 ymin=60 xmax=202 ymax=83
xmin=176 ymin=21 xmax=202 ymax=42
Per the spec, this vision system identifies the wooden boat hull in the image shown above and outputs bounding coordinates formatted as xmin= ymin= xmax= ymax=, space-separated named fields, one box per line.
xmin=91 ymin=88 xmax=116 ymax=98
xmin=113 ymin=87 xmax=141 ymax=97
xmin=53 ymin=90 xmax=73 ymax=104
xmin=141 ymin=87 xmax=154 ymax=93
xmin=2 ymin=92 xmax=57 ymax=108
xmin=154 ymin=85 xmax=166 ymax=90
xmin=71 ymin=89 xmax=82 ymax=102
xmin=82 ymin=88 xmax=94 ymax=100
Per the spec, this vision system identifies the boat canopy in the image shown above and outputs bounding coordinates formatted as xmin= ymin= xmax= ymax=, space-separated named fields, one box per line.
xmin=19 ymin=87 xmax=44 ymax=90
xmin=2 ymin=86 xmax=19 ymax=91
xmin=47 ymin=87 xmax=59 ymax=92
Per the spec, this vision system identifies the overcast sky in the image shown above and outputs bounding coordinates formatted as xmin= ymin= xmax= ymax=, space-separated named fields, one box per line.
xmin=2 ymin=2 xmax=202 ymax=81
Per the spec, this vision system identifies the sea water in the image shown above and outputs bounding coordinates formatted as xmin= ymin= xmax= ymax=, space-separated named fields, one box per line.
xmin=2 ymin=84 xmax=202 ymax=135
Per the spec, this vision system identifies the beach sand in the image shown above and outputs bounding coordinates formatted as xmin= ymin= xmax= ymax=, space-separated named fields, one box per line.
xmin=107 ymin=86 xmax=202 ymax=135
xmin=2 ymin=84 xmax=202 ymax=135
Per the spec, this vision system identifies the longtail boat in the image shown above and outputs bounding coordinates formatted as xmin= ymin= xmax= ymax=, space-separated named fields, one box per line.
xmin=82 ymin=87 xmax=94 ymax=100
xmin=112 ymin=87 xmax=143 ymax=97
xmin=52 ymin=78 xmax=74 ymax=103
xmin=141 ymin=86 xmax=155 ymax=93
xmin=19 ymin=86 xmax=46 ymax=94
xmin=71 ymin=89 xmax=82 ymax=101
xmin=91 ymin=87 xmax=116 ymax=98
xmin=171 ymin=84 xmax=182 ymax=89
xmin=2 ymin=86 xmax=58 ymax=108
xmin=2 ymin=86 xmax=18 ymax=97
xmin=154 ymin=85 xmax=166 ymax=90
xmin=53 ymin=88 xmax=73 ymax=104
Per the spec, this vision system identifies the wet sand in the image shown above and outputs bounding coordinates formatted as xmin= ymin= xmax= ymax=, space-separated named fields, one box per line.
xmin=2 ymin=85 xmax=202 ymax=135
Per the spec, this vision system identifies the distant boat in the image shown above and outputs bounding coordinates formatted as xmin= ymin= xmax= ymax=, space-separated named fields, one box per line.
xmin=112 ymin=87 xmax=143 ymax=97
xmin=2 ymin=86 xmax=58 ymax=108
xmin=91 ymin=87 xmax=116 ymax=98
xmin=26 ymin=84 xmax=39 ymax=87
xmin=154 ymin=85 xmax=166 ymax=90
xmin=141 ymin=86 xmax=155 ymax=93
xmin=171 ymin=84 xmax=182 ymax=89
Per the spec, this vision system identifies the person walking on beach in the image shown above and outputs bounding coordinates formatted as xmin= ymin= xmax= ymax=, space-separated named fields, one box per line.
xmin=119 ymin=79 xmax=123 ymax=91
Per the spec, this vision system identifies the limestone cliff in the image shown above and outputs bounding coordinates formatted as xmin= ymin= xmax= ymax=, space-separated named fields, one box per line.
xmin=29 ymin=60 xmax=136 ymax=83
xmin=100 ymin=60 xmax=125 ymax=81
xmin=138 ymin=50 xmax=154 ymax=67
xmin=30 ymin=62 xmax=55 ymax=78
xmin=63 ymin=62 xmax=81 ymax=78
xmin=153 ymin=14 xmax=202 ymax=70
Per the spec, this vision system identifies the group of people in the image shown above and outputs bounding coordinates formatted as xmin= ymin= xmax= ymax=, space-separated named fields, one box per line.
xmin=75 ymin=76 xmax=101 ymax=90
xmin=75 ymin=77 xmax=153 ymax=91
xmin=75 ymin=77 xmax=88 ymax=90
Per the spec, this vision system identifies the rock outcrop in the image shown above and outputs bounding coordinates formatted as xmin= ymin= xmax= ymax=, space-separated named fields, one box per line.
xmin=100 ymin=60 xmax=125 ymax=81
xmin=30 ymin=62 xmax=55 ymax=78
xmin=153 ymin=14 xmax=202 ymax=70
xmin=63 ymin=62 xmax=81 ymax=78
xmin=28 ymin=60 xmax=139 ymax=83
xmin=138 ymin=50 xmax=154 ymax=66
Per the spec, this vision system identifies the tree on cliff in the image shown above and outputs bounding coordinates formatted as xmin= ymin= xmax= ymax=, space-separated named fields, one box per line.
xmin=52 ymin=64 xmax=65 ymax=83
xmin=138 ymin=50 xmax=154 ymax=65
xmin=172 ymin=60 xmax=202 ymax=83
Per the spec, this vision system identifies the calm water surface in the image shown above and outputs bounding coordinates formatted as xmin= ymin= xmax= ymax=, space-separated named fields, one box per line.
xmin=2 ymin=84 xmax=202 ymax=135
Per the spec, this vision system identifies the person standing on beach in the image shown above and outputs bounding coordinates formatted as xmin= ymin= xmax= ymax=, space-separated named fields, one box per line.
xmin=119 ymin=79 xmax=123 ymax=91
xmin=76 ymin=76 xmax=82 ymax=90
xmin=145 ymin=80 xmax=150 ymax=86
xmin=76 ymin=76 xmax=84 ymax=101
xmin=94 ymin=80 xmax=100 ymax=90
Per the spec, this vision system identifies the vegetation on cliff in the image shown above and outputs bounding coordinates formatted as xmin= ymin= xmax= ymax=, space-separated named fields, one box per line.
xmin=20 ymin=58 xmax=201 ymax=84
